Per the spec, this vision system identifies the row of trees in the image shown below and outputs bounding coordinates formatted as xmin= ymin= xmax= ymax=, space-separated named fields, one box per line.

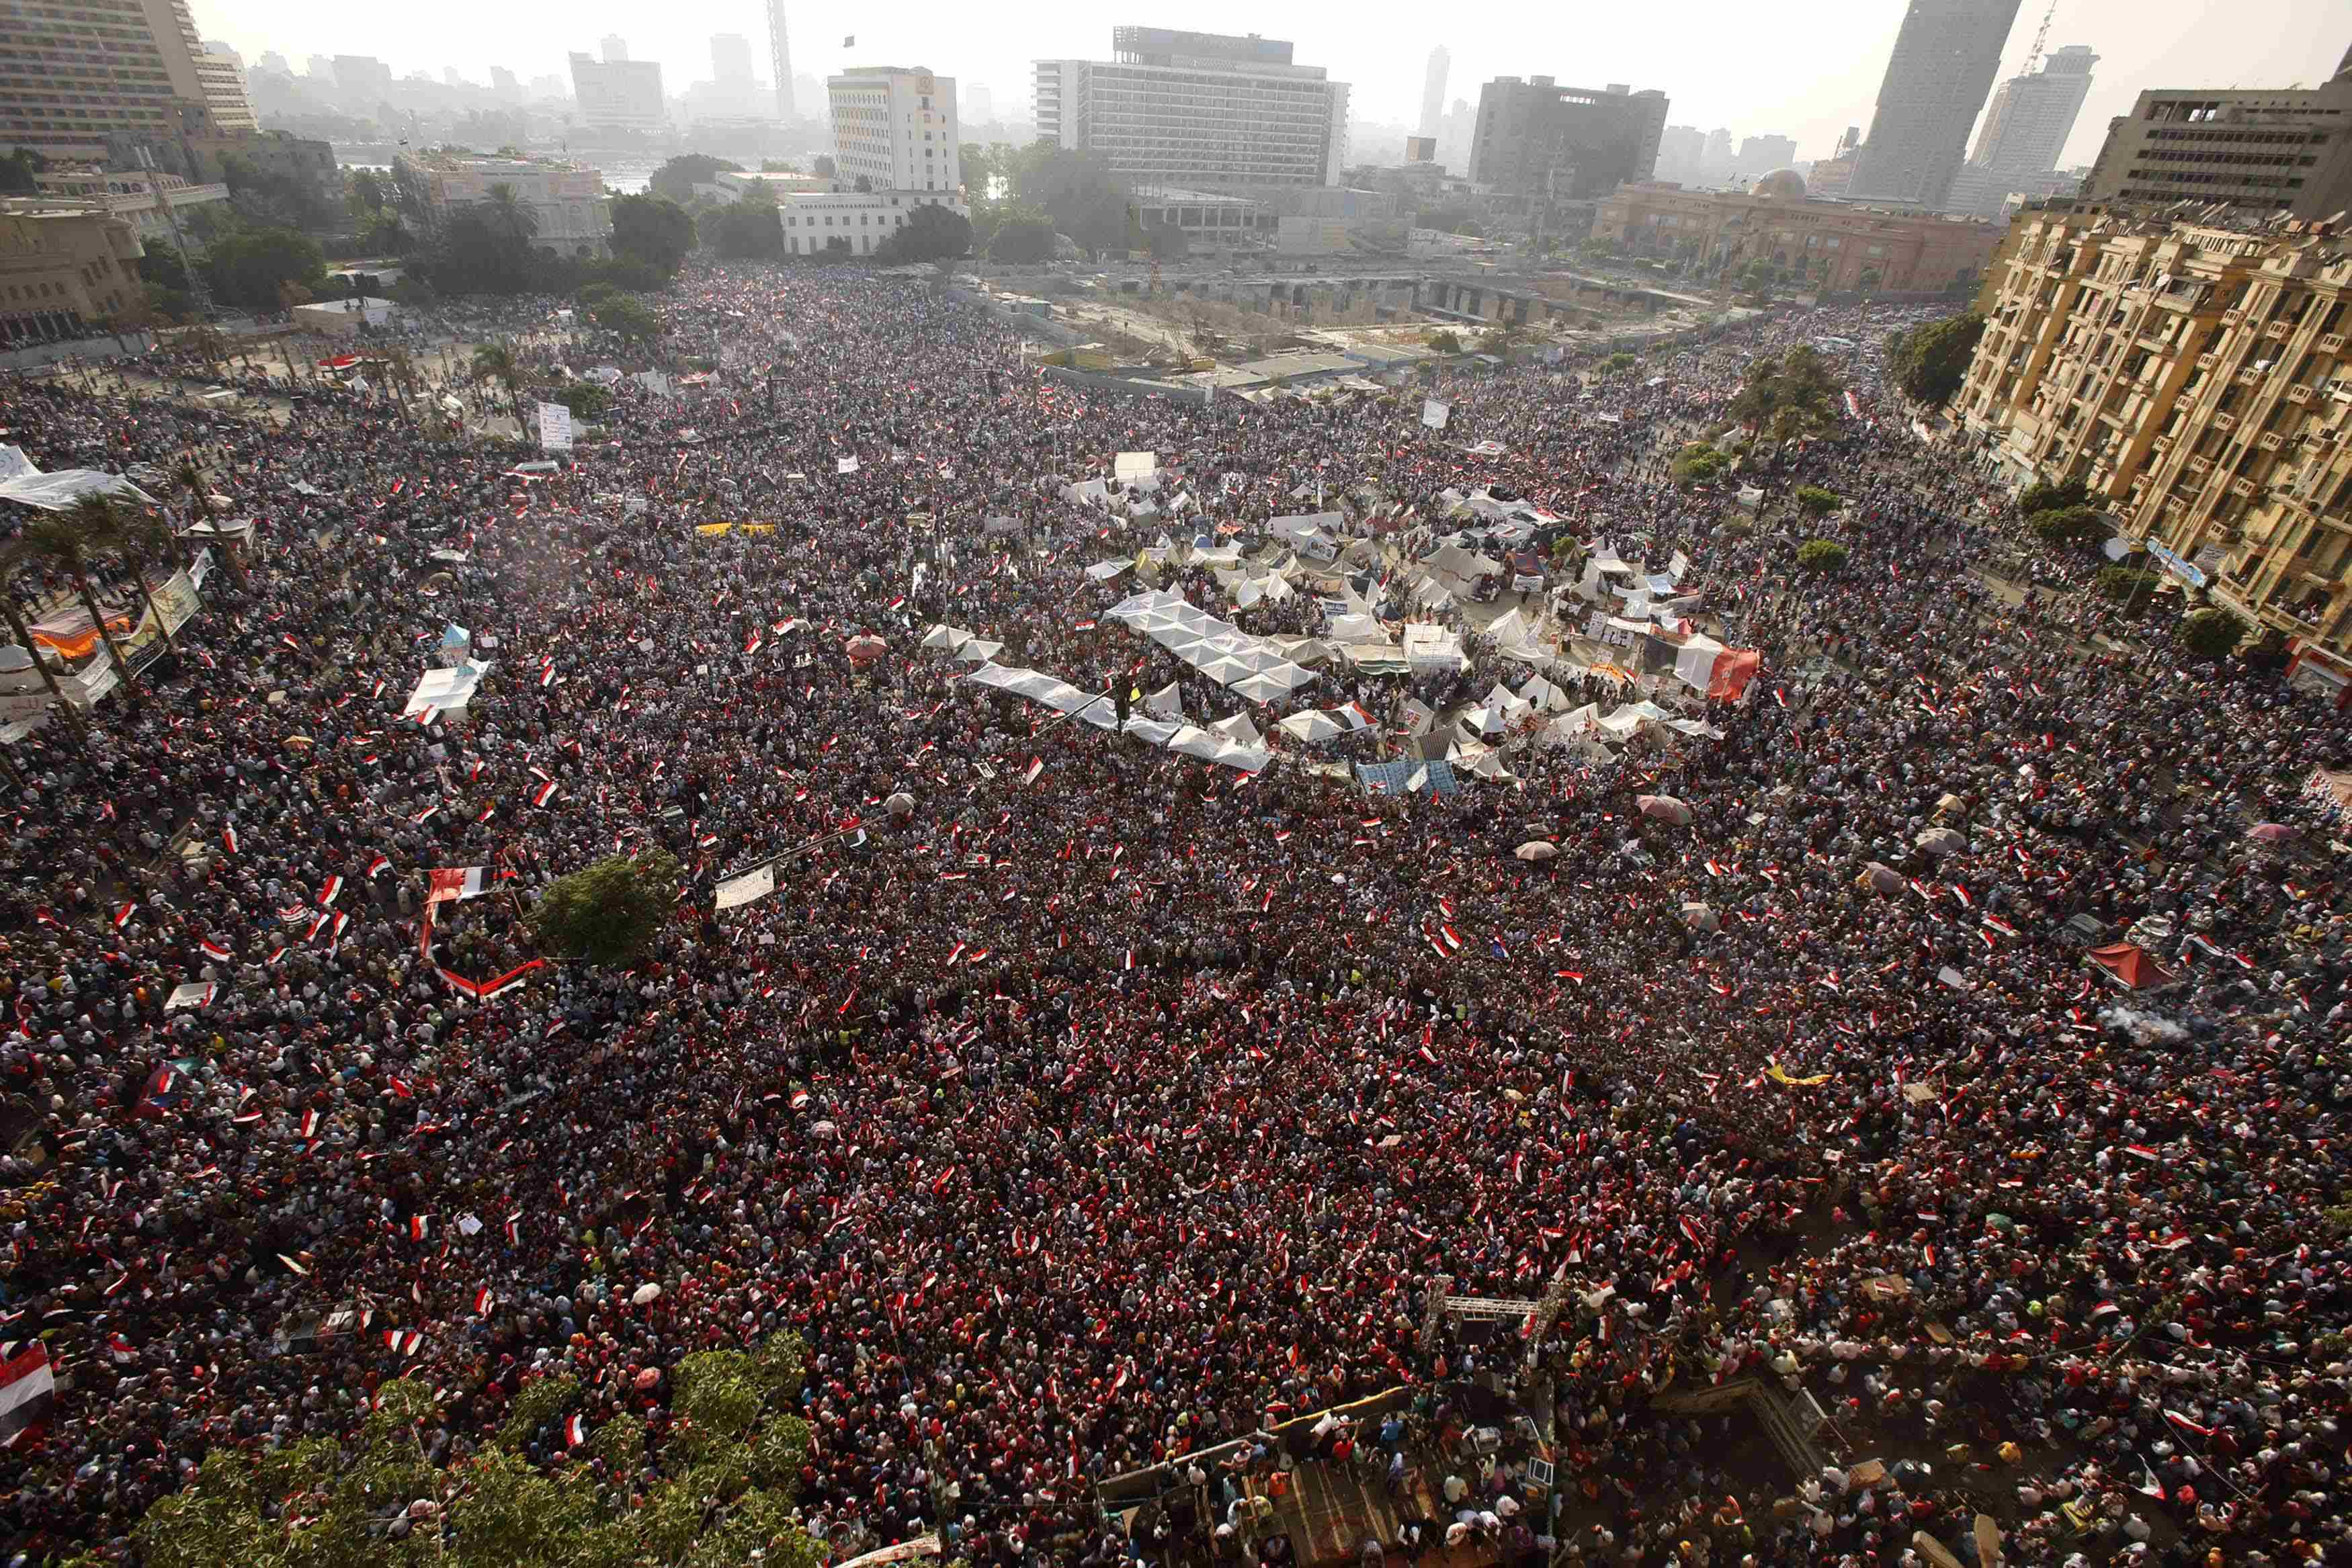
xmin=422 ymin=189 xmax=696 ymax=298
xmin=1726 ymin=343 xmax=1844 ymax=440
xmin=1887 ymin=314 xmax=1987 ymax=407
xmin=0 ymin=484 xmax=209 ymax=716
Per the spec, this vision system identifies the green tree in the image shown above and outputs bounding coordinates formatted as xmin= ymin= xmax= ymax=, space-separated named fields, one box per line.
xmin=543 ymin=380 xmax=612 ymax=420
xmin=610 ymin=193 xmax=696 ymax=276
xmin=710 ymin=202 xmax=785 ymax=260
xmin=431 ymin=207 xmax=536 ymax=294
xmin=1797 ymin=539 xmax=1849 ymax=574
xmin=470 ymin=339 xmax=527 ymax=421
xmin=1889 ymin=312 xmax=1986 ymax=407
xmin=2179 ymin=607 xmax=2246 ymax=660
xmin=1006 ymin=144 xmax=1132 ymax=253
xmin=812 ymin=154 xmax=837 ymax=179
xmin=19 ymin=500 xmax=139 ymax=692
xmin=1795 ymin=485 xmax=1842 ymax=519
xmin=649 ymin=153 xmax=743 ymax=204
xmin=2017 ymin=478 xmax=2092 ymax=517
xmin=1726 ymin=343 xmax=1843 ymax=435
xmin=530 ymin=849 xmax=680 ymax=967
xmin=986 ymin=214 xmax=1056 ymax=263
xmin=205 ymin=226 xmax=325 ymax=310
xmin=0 ymin=147 xmax=44 ymax=195
xmin=2096 ymin=565 xmax=2161 ymax=602
xmin=1428 ymin=329 xmax=1464 ymax=355
xmin=482 ymin=182 xmax=540 ymax=250
xmin=136 ymin=1334 xmax=821 ymax=1568
xmin=588 ymin=293 xmax=665 ymax=347
xmin=0 ymin=543 xmax=77 ymax=721
xmin=1670 ymin=443 xmax=1729 ymax=487
xmin=877 ymin=203 xmax=974 ymax=266
xmin=2031 ymin=505 xmax=2106 ymax=550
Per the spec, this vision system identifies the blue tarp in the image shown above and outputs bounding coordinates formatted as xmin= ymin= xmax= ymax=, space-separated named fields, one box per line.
xmin=1355 ymin=758 xmax=1462 ymax=797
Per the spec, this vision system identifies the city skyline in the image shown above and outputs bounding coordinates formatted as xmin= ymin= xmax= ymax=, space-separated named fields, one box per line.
xmin=187 ymin=0 xmax=2345 ymax=165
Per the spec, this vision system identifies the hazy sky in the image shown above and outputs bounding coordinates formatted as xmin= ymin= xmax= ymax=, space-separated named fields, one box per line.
xmin=192 ymin=0 xmax=2348 ymax=167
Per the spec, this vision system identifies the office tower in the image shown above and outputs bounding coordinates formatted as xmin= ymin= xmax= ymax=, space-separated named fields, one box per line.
xmin=1468 ymin=77 xmax=1669 ymax=200
xmin=601 ymin=36 xmax=628 ymax=63
xmin=1943 ymin=44 xmax=2097 ymax=216
xmin=1419 ymin=46 xmax=1450 ymax=140
xmin=1733 ymin=134 xmax=1798 ymax=179
xmin=1654 ymin=125 xmax=1705 ymax=184
xmin=1701 ymin=128 xmax=1734 ymax=183
xmin=570 ymin=51 xmax=667 ymax=132
xmin=1035 ymin=28 xmax=1351 ymax=191
xmin=1847 ymin=0 xmax=2025 ymax=208
xmin=0 ymin=0 xmax=218 ymax=159
xmin=2083 ymin=45 xmax=2352 ymax=219
xmin=490 ymin=66 xmax=520 ymax=100
xmin=965 ymin=82 xmax=994 ymax=124
xmin=712 ymin=34 xmax=756 ymax=83
xmin=829 ymin=64 xmax=960 ymax=192
xmin=196 ymin=43 xmax=259 ymax=132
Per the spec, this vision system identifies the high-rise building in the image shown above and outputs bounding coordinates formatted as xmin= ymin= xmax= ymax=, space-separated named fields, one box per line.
xmin=257 ymin=50 xmax=290 ymax=76
xmin=1419 ymin=46 xmax=1450 ymax=140
xmin=333 ymin=55 xmax=395 ymax=109
xmin=768 ymin=0 xmax=796 ymax=120
xmin=569 ymin=52 xmax=667 ymax=134
xmin=1847 ymin=0 xmax=2025 ymax=210
xmin=1733 ymin=134 xmax=1799 ymax=180
xmin=1034 ymin=28 xmax=1350 ymax=191
xmin=1701 ymin=128 xmax=1734 ymax=183
xmin=964 ymin=82 xmax=994 ymax=124
xmin=1437 ymin=97 xmax=1474 ymax=174
xmin=712 ymin=34 xmax=755 ymax=85
xmin=1943 ymin=44 xmax=2097 ymax=218
xmin=0 ymin=0 xmax=219 ymax=160
xmin=1958 ymin=204 xmax=2352 ymax=674
xmin=489 ymin=66 xmax=520 ymax=100
xmin=1468 ymin=77 xmax=1669 ymax=200
xmin=1654 ymin=126 xmax=1705 ymax=185
xmin=1810 ymin=126 xmax=1864 ymax=200
xmin=196 ymin=43 xmax=259 ymax=133
xmin=828 ymin=64 xmax=961 ymax=195
xmin=2081 ymin=48 xmax=2352 ymax=220
xmin=601 ymin=36 xmax=629 ymax=64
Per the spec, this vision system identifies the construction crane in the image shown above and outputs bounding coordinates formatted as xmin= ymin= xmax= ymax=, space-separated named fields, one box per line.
xmin=2023 ymin=0 xmax=2058 ymax=75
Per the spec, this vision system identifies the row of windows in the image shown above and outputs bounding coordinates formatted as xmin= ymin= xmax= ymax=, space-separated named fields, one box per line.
xmin=2143 ymin=128 xmax=2330 ymax=146
xmin=2122 ymin=171 xmax=2307 ymax=191
xmin=2130 ymin=149 xmax=2318 ymax=169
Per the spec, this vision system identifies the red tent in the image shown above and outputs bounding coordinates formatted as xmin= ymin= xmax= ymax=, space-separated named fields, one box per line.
xmin=2089 ymin=943 xmax=2175 ymax=990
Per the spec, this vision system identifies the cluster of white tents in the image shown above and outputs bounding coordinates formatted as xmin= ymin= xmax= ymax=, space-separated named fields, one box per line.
xmin=959 ymin=660 xmax=1271 ymax=773
xmin=1102 ymin=590 xmax=1320 ymax=705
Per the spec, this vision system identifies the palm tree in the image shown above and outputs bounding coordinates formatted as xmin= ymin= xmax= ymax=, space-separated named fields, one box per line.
xmin=483 ymin=183 xmax=540 ymax=251
xmin=470 ymin=339 xmax=525 ymax=423
xmin=19 ymin=499 xmax=137 ymax=694
xmin=109 ymin=502 xmax=185 ymax=656
xmin=0 ymin=543 xmax=77 ymax=725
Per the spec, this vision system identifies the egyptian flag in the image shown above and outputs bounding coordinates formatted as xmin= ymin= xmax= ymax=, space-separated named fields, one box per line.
xmin=319 ymin=875 xmax=343 ymax=907
xmin=2164 ymin=1409 xmax=2215 ymax=1440
xmin=473 ymin=1288 xmax=495 ymax=1315
xmin=409 ymin=1215 xmax=430 ymax=1242
xmin=564 ymin=1413 xmax=587 ymax=1448
xmin=299 ymin=1108 xmax=321 ymax=1140
xmin=221 ymin=824 xmax=239 ymax=855
xmin=200 ymin=938 xmax=233 ymax=963
xmin=427 ymin=867 xmax=490 ymax=904
xmin=532 ymin=780 xmax=558 ymax=808
xmin=0 ymin=1342 xmax=57 ymax=1449
xmin=106 ymin=1334 xmax=137 ymax=1365
xmin=366 ymin=854 xmax=391 ymax=878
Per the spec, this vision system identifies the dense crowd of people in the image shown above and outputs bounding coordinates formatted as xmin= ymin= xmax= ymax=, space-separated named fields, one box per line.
xmin=1 ymin=263 xmax=2349 ymax=1568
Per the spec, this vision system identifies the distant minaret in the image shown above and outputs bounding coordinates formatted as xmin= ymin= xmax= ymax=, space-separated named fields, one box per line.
xmin=767 ymin=0 xmax=795 ymax=118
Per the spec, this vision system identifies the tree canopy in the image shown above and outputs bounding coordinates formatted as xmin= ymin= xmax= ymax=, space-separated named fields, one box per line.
xmin=1798 ymin=539 xmax=1849 ymax=574
xmin=876 ymin=204 xmax=974 ymax=266
xmin=1795 ymin=485 xmax=1843 ymax=518
xmin=2180 ymin=607 xmax=2246 ymax=660
xmin=529 ymin=849 xmax=679 ymax=966
xmin=610 ymin=194 xmax=696 ymax=277
xmin=2017 ymin=478 xmax=2092 ymax=517
xmin=1725 ymin=344 xmax=1842 ymax=436
xmin=649 ymin=153 xmax=742 ymax=204
xmin=1888 ymin=312 xmax=1986 ymax=407
xmin=986 ymin=214 xmax=1056 ymax=264
xmin=709 ymin=202 xmax=786 ymax=260
xmin=2031 ymin=505 xmax=2106 ymax=550
xmin=206 ymin=225 xmax=326 ymax=310
xmin=136 ymin=1334 xmax=822 ymax=1568
xmin=1004 ymin=145 xmax=1132 ymax=254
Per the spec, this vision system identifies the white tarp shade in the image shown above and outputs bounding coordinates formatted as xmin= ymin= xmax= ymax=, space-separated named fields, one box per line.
xmin=403 ymin=659 xmax=491 ymax=717
xmin=1114 ymin=451 xmax=1158 ymax=481
xmin=921 ymin=624 xmax=972 ymax=651
xmin=0 ymin=470 xmax=155 ymax=511
xmin=714 ymin=863 xmax=778 ymax=910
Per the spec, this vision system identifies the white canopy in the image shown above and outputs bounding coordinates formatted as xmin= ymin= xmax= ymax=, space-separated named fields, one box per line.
xmin=0 ymin=469 xmax=155 ymax=511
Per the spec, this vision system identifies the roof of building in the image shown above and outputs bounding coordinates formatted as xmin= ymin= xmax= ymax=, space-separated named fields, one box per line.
xmin=1754 ymin=169 xmax=1807 ymax=200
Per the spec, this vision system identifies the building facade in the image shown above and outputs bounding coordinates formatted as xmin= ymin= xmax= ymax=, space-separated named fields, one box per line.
xmin=1468 ymin=77 xmax=1669 ymax=200
xmin=1958 ymin=204 xmax=2352 ymax=664
xmin=773 ymin=188 xmax=966 ymax=256
xmin=0 ymin=204 xmax=145 ymax=345
xmin=1419 ymin=46 xmax=1449 ymax=140
xmin=2081 ymin=65 xmax=2352 ymax=220
xmin=1594 ymin=182 xmax=2003 ymax=293
xmin=194 ymin=43 xmax=257 ymax=133
xmin=0 ymin=0 xmax=220 ymax=162
xmin=32 ymin=166 xmax=226 ymax=249
xmin=401 ymin=155 xmax=612 ymax=258
xmin=827 ymin=66 xmax=960 ymax=195
xmin=569 ymin=52 xmax=667 ymax=134
xmin=1847 ymin=0 xmax=2025 ymax=210
xmin=1943 ymin=45 xmax=2097 ymax=220
xmin=1034 ymin=29 xmax=1349 ymax=192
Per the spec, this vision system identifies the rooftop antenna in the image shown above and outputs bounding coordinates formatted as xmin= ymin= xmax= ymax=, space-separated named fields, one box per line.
xmin=2024 ymin=0 xmax=2057 ymax=74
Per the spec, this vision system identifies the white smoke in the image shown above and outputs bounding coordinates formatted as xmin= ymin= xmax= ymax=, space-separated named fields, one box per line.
xmin=2099 ymin=1006 xmax=2189 ymax=1046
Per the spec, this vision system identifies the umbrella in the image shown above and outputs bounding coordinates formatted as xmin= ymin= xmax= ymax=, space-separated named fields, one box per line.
xmin=2249 ymin=822 xmax=2294 ymax=844
xmin=885 ymin=792 xmax=915 ymax=816
xmin=1915 ymin=827 xmax=1969 ymax=858
xmin=1636 ymin=794 xmax=1693 ymax=826
xmin=1935 ymin=792 xmax=1968 ymax=817
xmin=845 ymin=633 xmax=887 ymax=664
xmin=1681 ymin=902 xmax=1719 ymax=932
xmin=1859 ymin=861 xmax=1904 ymax=896
xmin=630 ymin=1283 xmax=663 ymax=1305
xmin=1514 ymin=840 xmax=1559 ymax=861
xmin=634 ymin=1366 xmax=662 ymax=1389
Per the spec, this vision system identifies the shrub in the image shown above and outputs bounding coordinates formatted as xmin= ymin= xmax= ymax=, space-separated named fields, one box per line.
xmin=2096 ymin=566 xmax=2162 ymax=615
xmin=2018 ymin=478 xmax=2092 ymax=517
xmin=2031 ymin=505 xmax=2106 ymax=550
xmin=2180 ymin=607 xmax=2246 ymax=660
xmin=1671 ymin=443 xmax=1729 ymax=486
xmin=1795 ymin=485 xmax=1841 ymax=519
xmin=1797 ymin=539 xmax=1849 ymax=574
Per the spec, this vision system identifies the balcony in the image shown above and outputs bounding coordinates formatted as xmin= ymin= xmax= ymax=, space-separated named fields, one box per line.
xmin=2322 ymin=334 xmax=2347 ymax=355
xmin=2239 ymin=366 xmax=2269 ymax=385
xmin=2223 ymin=308 xmax=2245 ymax=326
xmin=2287 ymin=383 xmax=2315 ymax=404
xmin=2265 ymin=319 xmax=2294 ymax=340
xmin=2214 ymin=412 xmax=2237 ymax=431
xmin=2186 ymin=455 xmax=2213 ymax=474
xmin=2259 ymin=431 xmax=2286 ymax=451
xmin=2230 ymin=476 xmax=2261 ymax=498
xmin=2197 ymin=351 xmax=2222 ymax=371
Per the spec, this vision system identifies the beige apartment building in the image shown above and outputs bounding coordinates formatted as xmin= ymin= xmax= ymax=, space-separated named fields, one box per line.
xmin=1959 ymin=201 xmax=2352 ymax=686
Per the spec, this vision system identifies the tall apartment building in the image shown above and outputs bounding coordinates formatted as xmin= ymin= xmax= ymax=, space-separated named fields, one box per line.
xmin=1958 ymin=204 xmax=2352 ymax=670
xmin=0 ymin=0 xmax=221 ymax=161
xmin=1734 ymin=134 xmax=1800 ymax=181
xmin=1848 ymin=0 xmax=2025 ymax=210
xmin=1654 ymin=126 xmax=1706 ymax=185
xmin=1468 ymin=77 xmax=1669 ymax=201
xmin=2081 ymin=55 xmax=2352 ymax=220
xmin=569 ymin=52 xmax=667 ymax=134
xmin=1034 ymin=28 xmax=1350 ymax=192
xmin=195 ymin=43 xmax=258 ymax=134
xmin=1943 ymin=45 xmax=2097 ymax=220
xmin=1419 ymin=46 xmax=1450 ymax=140
xmin=827 ymin=66 xmax=961 ymax=196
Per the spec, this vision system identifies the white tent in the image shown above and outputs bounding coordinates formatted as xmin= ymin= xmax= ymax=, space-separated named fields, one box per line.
xmin=0 ymin=470 xmax=155 ymax=511
xmin=403 ymin=660 xmax=491 ymax=717
xmin=1209 ymin=711 xmax=1265 ymax=747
